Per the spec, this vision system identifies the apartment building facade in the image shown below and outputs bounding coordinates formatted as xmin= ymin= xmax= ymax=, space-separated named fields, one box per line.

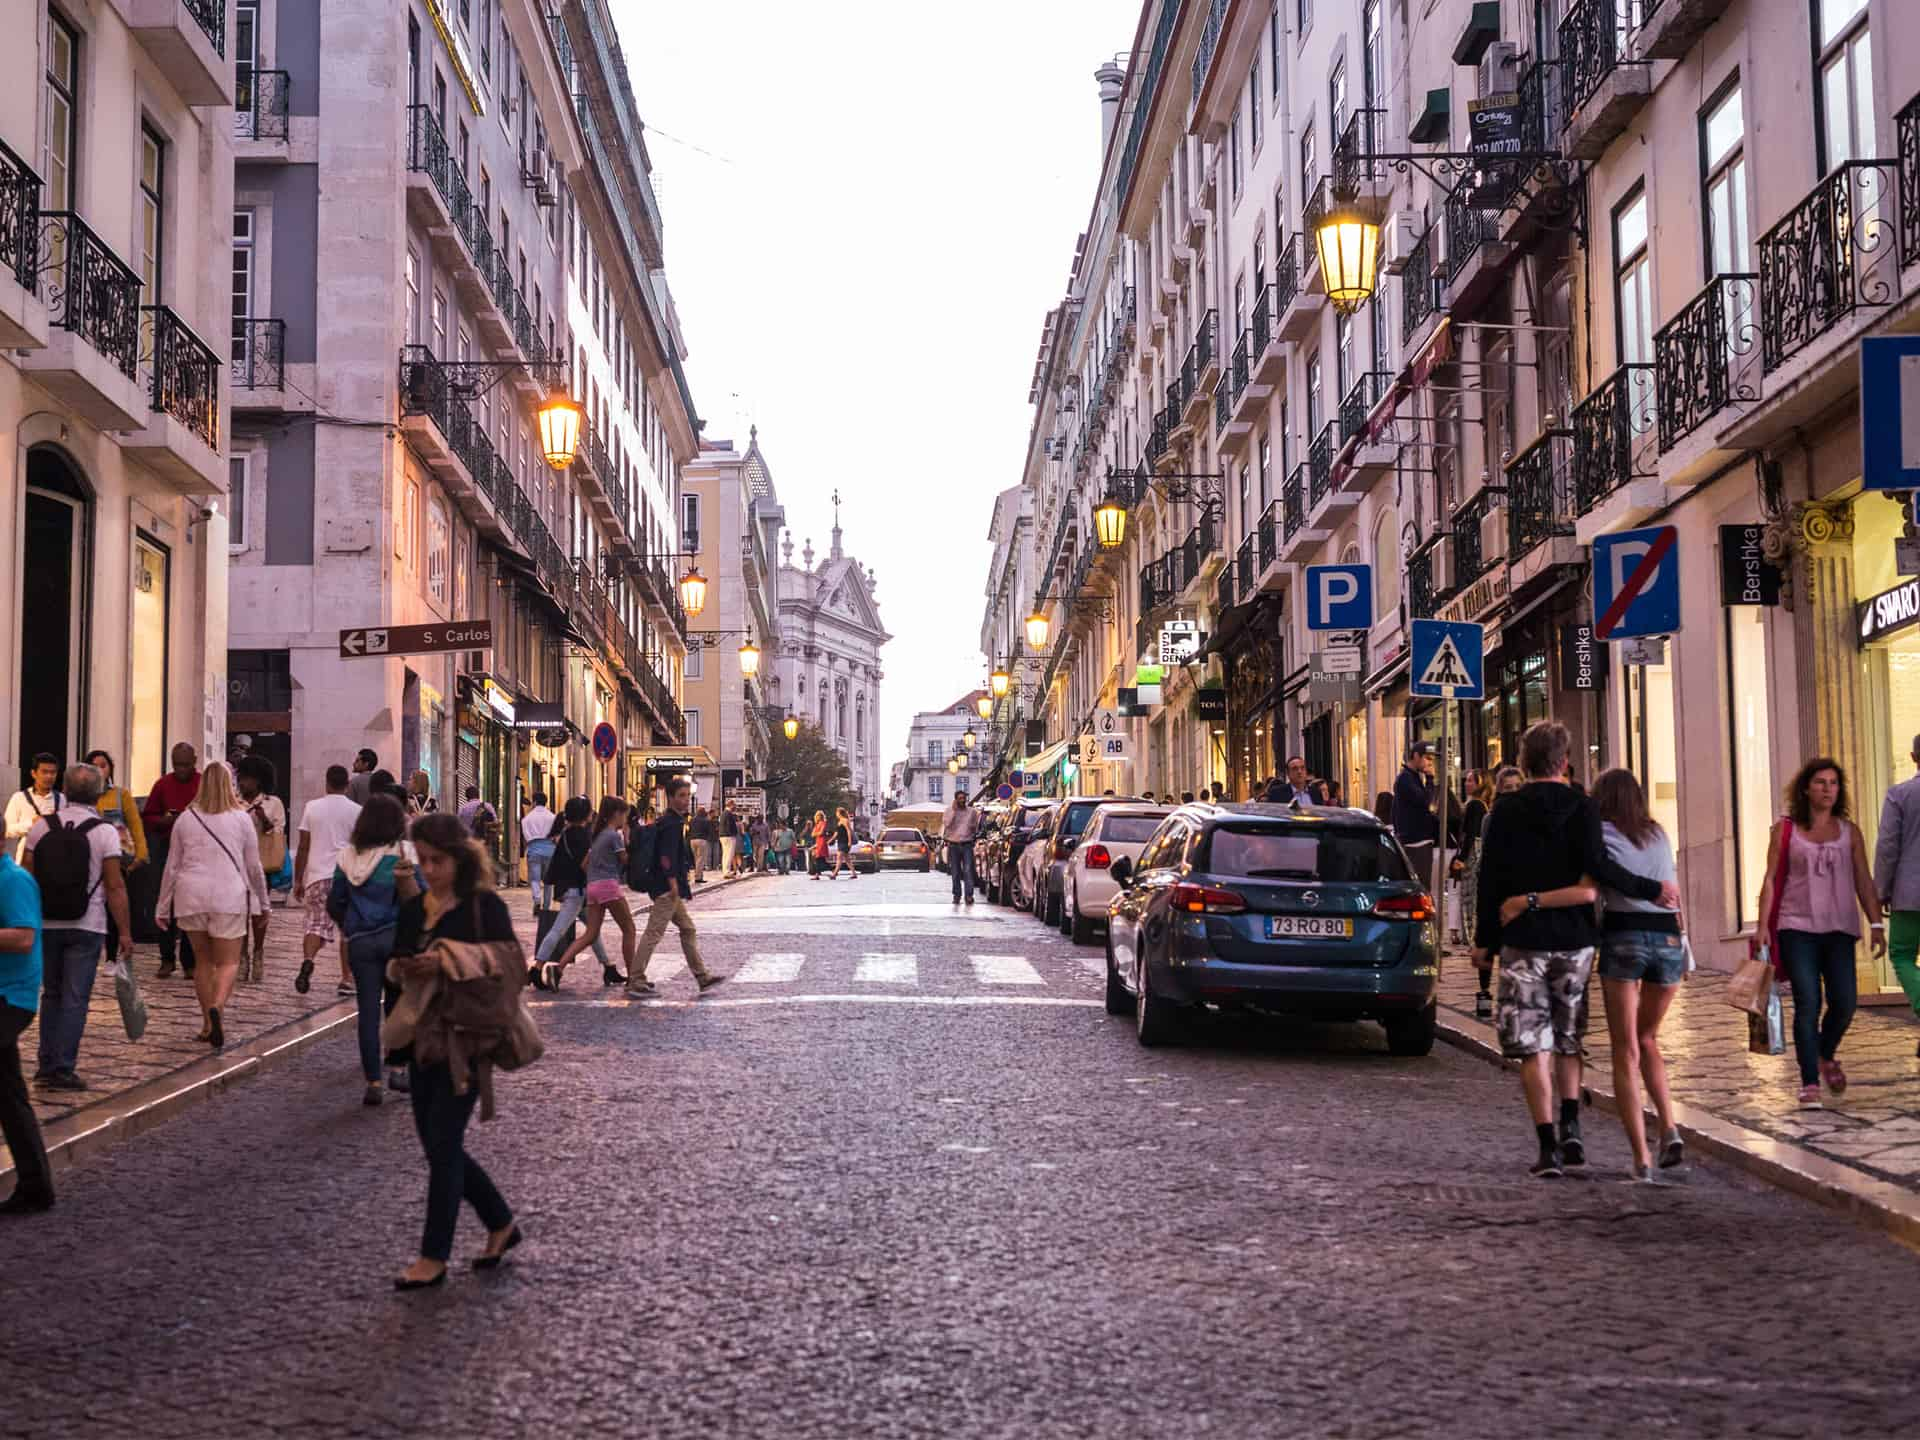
xmin=895 ymin=693 xmax=990 ymax=810
xmin=3 ymin=0 xmax=232 ymax=797
xmin=224 ymin=0 xmax=696 ymax=860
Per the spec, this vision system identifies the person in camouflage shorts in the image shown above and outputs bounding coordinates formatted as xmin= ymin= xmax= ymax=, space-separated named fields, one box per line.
xmin=1495 ymin=946 xmax=1596 ymax=1061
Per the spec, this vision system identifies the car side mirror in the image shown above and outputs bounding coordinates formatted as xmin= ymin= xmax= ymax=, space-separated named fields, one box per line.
xmin=1109 ymin=856 xmax=1133 ymax=888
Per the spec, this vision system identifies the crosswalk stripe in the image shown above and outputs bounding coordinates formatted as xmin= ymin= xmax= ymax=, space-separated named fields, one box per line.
xmin=735 ymin=952 xmax=805 ymax=984
xmin=645 ymin=956 xmax=688 ymax=984
xmin=970 ymin=954 xmax=1045 ymax=986
xmin=854 ymin=953 xmax=917 ymax=984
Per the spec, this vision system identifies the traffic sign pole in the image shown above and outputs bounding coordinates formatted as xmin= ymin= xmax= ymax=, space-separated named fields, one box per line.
xmin=1435 ymin=703 xmax=1451 ymax=915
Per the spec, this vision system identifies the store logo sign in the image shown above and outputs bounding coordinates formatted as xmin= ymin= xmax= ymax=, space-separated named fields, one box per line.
xmin=1859 ymin=578 xmax=1920 ymax=645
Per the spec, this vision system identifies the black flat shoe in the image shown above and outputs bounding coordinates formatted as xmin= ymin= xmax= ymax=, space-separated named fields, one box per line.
xmin=0 ymin=1188 xmax=55 ymax=1215
xmin=472 ymin=1226 xmax=522 ymax=1270
xmin=602 ymin=965 xmax=628 ymax=986
xmin=394 ymin=1266 xmax=447 ymax=1291
xmin=207 ymin=1007 xmax=224 ymax=1050
xmin=294 ymin=959 xmax=313 ymax=994
xmin=527 ymin=964 xmax=547 ymax=992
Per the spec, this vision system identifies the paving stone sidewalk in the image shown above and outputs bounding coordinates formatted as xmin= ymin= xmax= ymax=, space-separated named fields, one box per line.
xmin=1437 ymin=945 xmax=1920 ymax=1191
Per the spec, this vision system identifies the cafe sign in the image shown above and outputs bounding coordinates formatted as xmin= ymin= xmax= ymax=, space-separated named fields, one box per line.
xmin=1435 ymin=563 xmax=1508 ymax=626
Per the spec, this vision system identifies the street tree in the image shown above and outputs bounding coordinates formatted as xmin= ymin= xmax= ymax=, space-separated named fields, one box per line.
xmin=766 ymin=719 xmax=859 ymax=828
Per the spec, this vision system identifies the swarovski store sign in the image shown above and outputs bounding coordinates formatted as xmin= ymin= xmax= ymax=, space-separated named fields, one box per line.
xmin=1859 ymin=577 xmax=1920 ymax=645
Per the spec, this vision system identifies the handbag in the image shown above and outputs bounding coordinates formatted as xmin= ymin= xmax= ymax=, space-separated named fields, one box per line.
xmin=1747 ymin=986 xmax=1786 ymax=1055
xmin=106 ymin=955 xmax=149 ymax=1041
xmin=1748 ymin=816 xmax=1795 ymax=970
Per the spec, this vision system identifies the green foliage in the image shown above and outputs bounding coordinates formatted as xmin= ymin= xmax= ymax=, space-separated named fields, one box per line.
xmin=766 ymin=719 xmax=858 ymax=827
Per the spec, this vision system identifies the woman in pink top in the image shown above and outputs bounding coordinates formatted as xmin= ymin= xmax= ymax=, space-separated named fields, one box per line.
xmin=1757 ymin=758 xmax=1885 ymax=1108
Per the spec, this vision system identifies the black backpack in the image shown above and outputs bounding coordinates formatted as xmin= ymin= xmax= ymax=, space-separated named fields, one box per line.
xmin=625 ymin=820 xmax=659 ymax=892
xmin=36 ymin=816 xmax=106 ymax=923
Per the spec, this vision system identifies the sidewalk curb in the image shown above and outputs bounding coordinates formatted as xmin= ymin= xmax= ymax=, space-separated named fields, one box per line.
xmin=1435 ymin=1010 xmax=1920 ymax=1251
xmin=4 ymin=871 xmax=766 ymax=1185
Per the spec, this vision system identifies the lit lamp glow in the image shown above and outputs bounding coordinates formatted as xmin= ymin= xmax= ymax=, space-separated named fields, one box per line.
xmin=963 ymin=728 xmax=977 ymax=749
xmin=738 ymin=639 xmax=761 ymax=678
xmin=783 ymin=713 xmax=799 ymax=740
xmin=1025 ymin=611 xmax=1051 ymax=650
xmin=678 ymin=565 xmax=708 ymax=617
xmin=975 ymin=694 xmax=993 ymax=719
xmin=1315 ymin=195 xmax=1382 ymax=315
xmin=1094 ymin=492 xmax=1128 ymax=549
xmin=537 ymin=395 xmax=584 ymax=469
xmin=989 ymin=666 xmax=1011 ymax=699
xmin=947 ymin=757 xmax=960 ymax=774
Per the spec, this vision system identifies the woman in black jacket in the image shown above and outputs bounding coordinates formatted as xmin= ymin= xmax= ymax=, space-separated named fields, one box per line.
xmin=391 ymin=813 xmax=520 ymax=1290
xmin=528 ymin=798 xmax=614 ymax=987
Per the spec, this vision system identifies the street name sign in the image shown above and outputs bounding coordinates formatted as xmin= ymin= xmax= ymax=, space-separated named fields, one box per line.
xmin=1410 ymin=619 xmax=1485 ymax=700
xmin=1305 ymin=564 xmax=1373 ymax=631
xmin=1861 ymin=336 xmax=1920 ymax=490
xmin=339 ymin=620 xmax=493 ymax=659
xmin=1592 ymin=526 xmax=1680 ymax=639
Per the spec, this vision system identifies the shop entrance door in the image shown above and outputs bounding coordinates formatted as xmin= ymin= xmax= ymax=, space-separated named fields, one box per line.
xmin=18 ymin=449 xmax=90 ymax=774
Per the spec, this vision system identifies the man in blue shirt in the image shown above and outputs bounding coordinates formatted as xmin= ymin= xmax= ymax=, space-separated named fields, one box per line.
xmin=0 ymin=848 xmax=52 ymax=1212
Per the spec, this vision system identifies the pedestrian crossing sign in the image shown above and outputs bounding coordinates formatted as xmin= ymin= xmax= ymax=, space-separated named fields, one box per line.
xmin=1410 ymin=618 xmax=1485 ymax=699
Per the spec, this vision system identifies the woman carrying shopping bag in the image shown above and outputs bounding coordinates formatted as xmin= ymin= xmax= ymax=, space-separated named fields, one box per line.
xmin=1756 ymin=758 xmax=1884 ymax=1108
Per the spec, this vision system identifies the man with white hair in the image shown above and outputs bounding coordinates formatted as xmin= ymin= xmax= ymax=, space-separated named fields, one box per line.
xmin=21 ymin=765 xmax=132 ymax=1092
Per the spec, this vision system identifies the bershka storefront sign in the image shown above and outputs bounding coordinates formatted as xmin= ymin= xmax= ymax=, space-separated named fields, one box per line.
xmin=1559 ymin=623 xmax=1599 ymax=690
xmin=1859 ymin=577 xmax=1920 ymax=645
xmin=1719 ymin=524 xmax=1781 ymax=606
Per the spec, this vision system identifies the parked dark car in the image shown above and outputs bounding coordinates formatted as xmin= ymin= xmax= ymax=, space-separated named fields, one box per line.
xmin=980 ymin=800 xmax=1054 ymax=907
xmin=1038 ymin=796 xmax=1142 ymax=929
xmin=1103 ymin=803 xmax=1438 ymax=1054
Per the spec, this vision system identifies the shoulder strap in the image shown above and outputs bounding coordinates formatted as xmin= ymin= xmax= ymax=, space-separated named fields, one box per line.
xmin=190 ymin=808 xmax=253 ymax=890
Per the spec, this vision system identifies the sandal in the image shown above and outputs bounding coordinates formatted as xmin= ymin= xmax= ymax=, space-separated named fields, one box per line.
xmin=1822 ymin=1059 xmax=1848 ymax=1095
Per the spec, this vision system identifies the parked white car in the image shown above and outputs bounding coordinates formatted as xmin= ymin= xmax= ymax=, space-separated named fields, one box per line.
xmin=1016 ymin=806 xmax=1057 ymax=912
xmin=1062 ymin=805 xmax=1174 ymax=944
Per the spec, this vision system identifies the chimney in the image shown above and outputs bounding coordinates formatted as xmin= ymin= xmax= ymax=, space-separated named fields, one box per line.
xmin=1096 ymin=62 xmax=1127 ymax=156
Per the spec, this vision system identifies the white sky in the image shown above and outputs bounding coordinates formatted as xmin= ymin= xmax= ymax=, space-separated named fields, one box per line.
xmin=620 ymin=0 xmax=1141 ymax=772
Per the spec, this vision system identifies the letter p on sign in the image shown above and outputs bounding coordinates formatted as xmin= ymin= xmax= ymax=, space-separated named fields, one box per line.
xmin=1306 ymin=563 xmax=1373 ymax=631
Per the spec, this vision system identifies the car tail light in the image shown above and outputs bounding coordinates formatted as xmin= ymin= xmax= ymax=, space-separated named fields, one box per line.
xmin=1170 ymin=882 xmax=1247 ymax=914
xmin=1374 ymin=892 xmax=1435 ymax=922
xmin=1083 ymin=844 xmax=1111 ymax=869
xmin=920 ymin=843 xmax=929 ymax=855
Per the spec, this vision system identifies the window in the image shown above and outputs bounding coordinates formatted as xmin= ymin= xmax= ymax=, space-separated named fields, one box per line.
xmin=399 ymin=477 xmax=420 ymax=566
xmin=139 ymin=125 xmax=165 ymax=304
xmin=1258 ymin=436 xmax=1272 ymax=509
xmin=1297 ymin=0 xmax=1312 ymax=34
xmin=1335 ymin=311 xmax=1354 ymax=402
xmin=1701 ymin=81 xmax=1749 ymax=273
xmin=1239 ymin=463 xmax=1252 ymax=531
xmin=1816 ymin=0 xmax=1873 ymax=171
xmin=1726 ymin=606 xmax=1773 ymax=929
xmin=1329 ymin=57 xmax=1348 ymax=140
xmin=1233 ymin=275 xmax=1246 ymax=339
xmin=228 ymin=455 xmax=249 ymax=548
xmin=44 ymin=11 xmax=77 ymax=213
xmin=454 ymin=532 xmax=469 ymax=617
xmin=1300 ymin=124 xmax=1317 ymax=201
xmin=1306 ymin=351 xmax=1323 ymax=435
xmin=685 ymin=646 xmax=703 ymax=680
xmin=1249 ymin=61 xmax=1263 ymax=152
xmin=684 ymin=709 xmax=702 ymax=747
xmin=405 ymin=249 xmax=422 ymax=346
xmin=432 ymin=70 xmax=447 ymax=129
xmin=927 ymin=739 xmax=944 ymax=763
xmin=480 ymin=0 xmax=492 ymax=79
xmin=427 ymin=496 xmax=450 ymax=602
xmin=1362 ymin=0 xmax=1383 ymax=110
xmin=235 ymin=2 xmax=259 ymax=123
xmin=1624 ymin=654 xmax=1678 ymax=843
xmin=1370 ymin=291 xmax=1389 ymax=371
xmin=1229 ymin=102 xmax=1243 ymax=198
xmin=1269 ymin=6 xmax=1283 ymax=104
xmin=682 ymin=493 xmax=700 ymax=549
xmin=928 ymin=777 xmax=944 ymax=802
xmin=1539 ymin=273 xmax=1574 ymax=422
xmin=1613 ymin=187 xmax=1652 ymax=367
xmin=231 ymin=209 xmax=254 ymax=364
xmin=430 ymin=287 xmax=448 ymax=359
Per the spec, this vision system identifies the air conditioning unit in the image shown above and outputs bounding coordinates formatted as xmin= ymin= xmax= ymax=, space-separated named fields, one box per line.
xmin=1478 ymin=493 xmax=1505 ymax=564
xmin=1380 ymin=212 xmax=1422 ymax=274
xmin=1478 ymin=42 xmax=1519 ymax=99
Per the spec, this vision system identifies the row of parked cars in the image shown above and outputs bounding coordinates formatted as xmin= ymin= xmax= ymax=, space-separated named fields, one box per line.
xmin=969 ymin=794 xmax=1441 ymax=1054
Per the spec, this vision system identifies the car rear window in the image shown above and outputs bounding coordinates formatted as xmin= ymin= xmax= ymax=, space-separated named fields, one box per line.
xmin=1099 ymin=815 xmax=1164 ymax=843
xmin=1061 ymin=803 xmax=1106 ymax=838
xmin=880 ymin=829 xmax=920 ymax=842
xmin=1202 ymin=825 xmax=1412 ymax=883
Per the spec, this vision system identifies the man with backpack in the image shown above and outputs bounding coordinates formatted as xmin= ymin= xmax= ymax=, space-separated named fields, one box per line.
xmin=627 ymin=777 xmax=725 ymax=997
xmin=20 ymin=764 xmax=131 ymax=1092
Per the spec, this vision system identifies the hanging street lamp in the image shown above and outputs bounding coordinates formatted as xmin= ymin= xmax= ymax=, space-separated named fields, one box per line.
xmin=1025 ymin=611 xmax=1051 ymax=650
xmin=783 ymin=713 xmax=799 ymax=740
xmin=1314 ymin=190 xmax=1382 ymax=316
xmin=975 ymin=694 xmax=993 ymax=719
xmin=1093 ymin=490 xmax=1128 ymax=549
xmin=737 ymin=638 xmax=761 ymax=678
xmin=962 ymin=727 xmax=977 ymax=749
xmin=678 ymin=564 xmax=709 ymax=618
xmin=989 ymin=665 xmax=1011 ymax=698
xmin=536 ymin=394 xmax=584 ymax=469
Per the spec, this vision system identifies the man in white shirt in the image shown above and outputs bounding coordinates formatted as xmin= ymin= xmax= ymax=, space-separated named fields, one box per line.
xmin=21 ymin=764 xmax=130 ymax=1091
xmin=5 ymin=754 xmax=62 ymax=864
xmin=521 ymin=791 xmax=556 ymax=903
xmin=293 ymin=764 xmax=362 ymax=999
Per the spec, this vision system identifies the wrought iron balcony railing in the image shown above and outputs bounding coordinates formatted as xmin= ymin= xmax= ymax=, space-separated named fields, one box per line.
xmin=1234 ymin=533 xmax=1255 ymax=603
xmin=145 ymin=305 xmax=220 ymax=448
xmin=40 ymin=211 xmax=142 ymax=378
xmin=1173 ymin=516 xmax=1219 ymax=590
xmin=1308 ymin=422 xmax=1336 ymax=506
xmin=1332 ymin=109 xmax=1382 ymax=194
xmin=235 ymin=69 xmax=290 ymax=141
xmin=1250 ymin=281 xmax=1276 ymax=358
xmin=183 ymin=0 xmax=225 ymax=54
xmin=1282 ymin=466 xmax=1306 ymax=539
xmin=1571 ymin=362 xmax=1657 ymax=514
xmin=1273 ymin=235 xmax=1300 ymax=319
xmin=1339 ymin=371 xmax=1392 ymax=442
xmin=0 ymin=138 xmax=39 ymax=293
xmin=1139 ymin=551 xmax=1179 ymax=614
xmin=1216 ymin=556 xmax=1237 ymax=613
xmin=1226 ymin=328 xmax=1252 ymax=411
xmin=1653 ymin=273 xmax=1758 ymax=450
xmin=1758 ymin=158 xmax=1904 ymax=373
xmin=1402 ymin=224 xmax=1439 ymax=342
xmin=1518 ymin=59 xmax=1567 ymax=154
xmin=578 ymin=423 xmax=628 ymax=528
xmin=1302 ymin=177 xmax=1335 ymax=257
xmin=398 ymin=346 xmax=518 ymax=521
xmin=1407 ymin=537 xmax=1446 ymax=620
xmin=1445 ymin=192 xmax=1499 ymax=284
xmin=1450 ymin=489 xmax=1494 ymax=586
xmin=1506 ymin=430 xmax=1576 ymax=560
xmin=1257 ymin=497 xmax=1279 ymax=570
xmin=1191 ymin=0 xmax=1232 ymax=100
xmin=1181 ymin=310 xmax=1218 ymax=402
xmin=232 ymin=316 xmax=283 ymax=390
xmin=1901 ymin=93 xmax=1920 ymax=272
xmin=1214 ymin=375 xmax=1231 ymax=434
xmin=407 ymin=104 xmax=459 ymax=213
xmin=1559 ymin=0 xmax=1641 ymax=116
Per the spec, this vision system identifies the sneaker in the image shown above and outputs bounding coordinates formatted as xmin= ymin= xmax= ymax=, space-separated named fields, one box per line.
xmin=157 ymin=959 xmax=176 ymax=979
xmin=363 ymin=1083 xmax=384 ymax=1108
xmin=696 ymin=974 xmax=729 ymax=994
xmin=1557 ymin=1119 xmax=1586 ymax=1168
xmin=625 ymin=981 xmax=658 ymax=997
xmin=386 ymin=1067 xmax=411 ymax=1095
xmin=1530 ymin=1148 xmax=1564 ymax=1179
xmin=1821 ymin=1058 xmax=1848 ymax=1095
xmin=1797 ymin=1083 xmax=1823 ymax=1109
xmin=1630 ymin=1163 xmax=1664 ymax=1186
xmin=1657 ymin=1132 xmax=1685 ymax=1170
xmin=41 ymin=1072 xmax=87 ymax=1093
xmin=335 ymin=981 xmax=356 ymax=998
xmin=1473 ymin=989 xmax=1493 ymax=1020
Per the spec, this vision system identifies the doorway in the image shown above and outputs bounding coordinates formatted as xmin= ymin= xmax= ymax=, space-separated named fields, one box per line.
xmin=18 ymin=447 xmax=91 ymax=777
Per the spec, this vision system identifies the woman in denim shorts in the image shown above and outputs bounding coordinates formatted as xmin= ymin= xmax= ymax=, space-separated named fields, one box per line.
xmin=1593 ymin=768 xmax=1686 ymax=1181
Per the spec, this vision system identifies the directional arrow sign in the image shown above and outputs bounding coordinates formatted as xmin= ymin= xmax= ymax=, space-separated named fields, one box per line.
xmin=339 ymin=620 xmax=494 ymax=659
xmin=1410 ymin=619 xmax=1485 ymax=699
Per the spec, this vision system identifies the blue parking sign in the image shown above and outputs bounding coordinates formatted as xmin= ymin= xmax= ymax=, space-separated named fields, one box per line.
xmin=1305 ymin=564 xmax=1373 ymax=631
xmin=1592 ymin=525 xmax=1680 ymax=638
xmin=1410 ymin=619 xmax=1484 ymax=699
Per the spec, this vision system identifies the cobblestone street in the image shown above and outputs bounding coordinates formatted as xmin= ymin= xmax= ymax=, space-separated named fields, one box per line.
xmin=5 ymin=870 xmax=1920 ymax=1437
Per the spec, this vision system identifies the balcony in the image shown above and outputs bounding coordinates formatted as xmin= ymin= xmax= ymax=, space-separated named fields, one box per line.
xmin=1308 ymin=422 xmax=1335 ymax=507
xmin=124 ymin=303 xmax=223 ymax=492
xmin=1153 ymin=396 xmax=1184 ymax=470
xmin=231 ymin=317 xmax=284 ymax=401
xmin=1338 ymin=371 xmax=1396 ymax=491
xmin=397 ymin=346 xmax=527 ymax=549
xmin=631 ymin=554 xmax=688 ymax=645
xmin=116 ymin=0 xmax=232 ymax=106
xmin=0 ymin=139 xmax=45 ymax=352
xmin=1332 ymin=109 xmax=1393 ymax=213
xmin=1407 ymin=537 xmax=1450 ymax=621
xmin=1443 ymin=192 xmax=1507 ymax=313
xmin=1558 ymin=0 xmax=1650 ymax=161
xmin=1220 ymin=328 xmax=1266 ymax=456
xmin=1902 ymin=95 xmax=1920 ymax=270
xmin=576 ymin=423 xmax=632 ymax=549
xmin=1138 ymin=550 xmax=1178 ymax=616
xmin=1506 ymin=430 xmax=1577 ymax=568
xmin=234 ymin=69 xmax=291 ymax=150
xmin=1173 ymin=516 xmax=1223 ymax=604
xmin=1180 ymin=311 xmax=1220 ymax=426
xmin=1653 ymin=273 xmax=1759 ymax=453
xmin=1249 ymin=279 xmax=1284 ymax=386
xmin=1274 ymin=233 xmax=1322 ymax=343
xmin=1637 ymin=0 xmax=1734 ymax=61
xmin=20 ymin=211 xmax=147 ymax=430
xmin=1281 ymin=463 xmax=1331 ymax=559
xmin=1252 ymin=497 xmax=1283 ymax=593
xmin=1402 ymin=224 xmax=1440 ymax=346
xmin=1302 ymin=178 xmax=1334 ymax=291
xmin=1493 ymin=61 xmax=1576 ymax=246
xmin=1758 ymin=159 xmax=1904 ymax=376
xmin=1571 ymin=363 xmax=1661 ymax=538
xmin=1449 ymin=489 xmax=1495 ymax=592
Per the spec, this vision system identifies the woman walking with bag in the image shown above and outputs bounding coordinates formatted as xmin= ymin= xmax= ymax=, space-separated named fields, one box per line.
xmin=1591 ymin=768 xmax=1687 ymax=1180
xmin=547 ymin=796 xmax=634 ymax=987
xmin=157 ymin=763 xmax=268 ymax=1050
xmin=529 ymin=799 xmax=614 ymax=988
xmin=326 ymin=794 xmax=417 ymax=1107
xmin=385 ymin=813 xmax=521 ymax=1289
xmin=1757 ymin=758 xmax=1885 ymax=1108
xmin=235 ymin=756 xmax=285 ymax=983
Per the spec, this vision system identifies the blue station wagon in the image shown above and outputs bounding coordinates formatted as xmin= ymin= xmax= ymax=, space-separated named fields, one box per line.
xmin=1103 ymin=803 xmax=1440 ymax=1053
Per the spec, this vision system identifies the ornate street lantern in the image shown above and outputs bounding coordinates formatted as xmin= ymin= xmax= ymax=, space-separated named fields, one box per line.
xmin=678 ymin=565 xmax=708 ymax=617
xmin=537 ymin=395 xmax=584 ymax=469
xmin=738 ymin=639 xmax=761 ymax=678
xmin=1025 ymin=611 xmax=1051 ymax=650
xmin=1315 ymin=194 xmax=1382 ymax=315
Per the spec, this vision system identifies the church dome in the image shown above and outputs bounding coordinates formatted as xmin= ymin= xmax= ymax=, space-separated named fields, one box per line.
xmin=743 ymin=425 xmax=774 ymax=498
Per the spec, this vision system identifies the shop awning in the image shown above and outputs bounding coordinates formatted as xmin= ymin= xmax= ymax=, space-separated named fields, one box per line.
xmin=1019 ymin=737 xmax=1072 ymax=779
